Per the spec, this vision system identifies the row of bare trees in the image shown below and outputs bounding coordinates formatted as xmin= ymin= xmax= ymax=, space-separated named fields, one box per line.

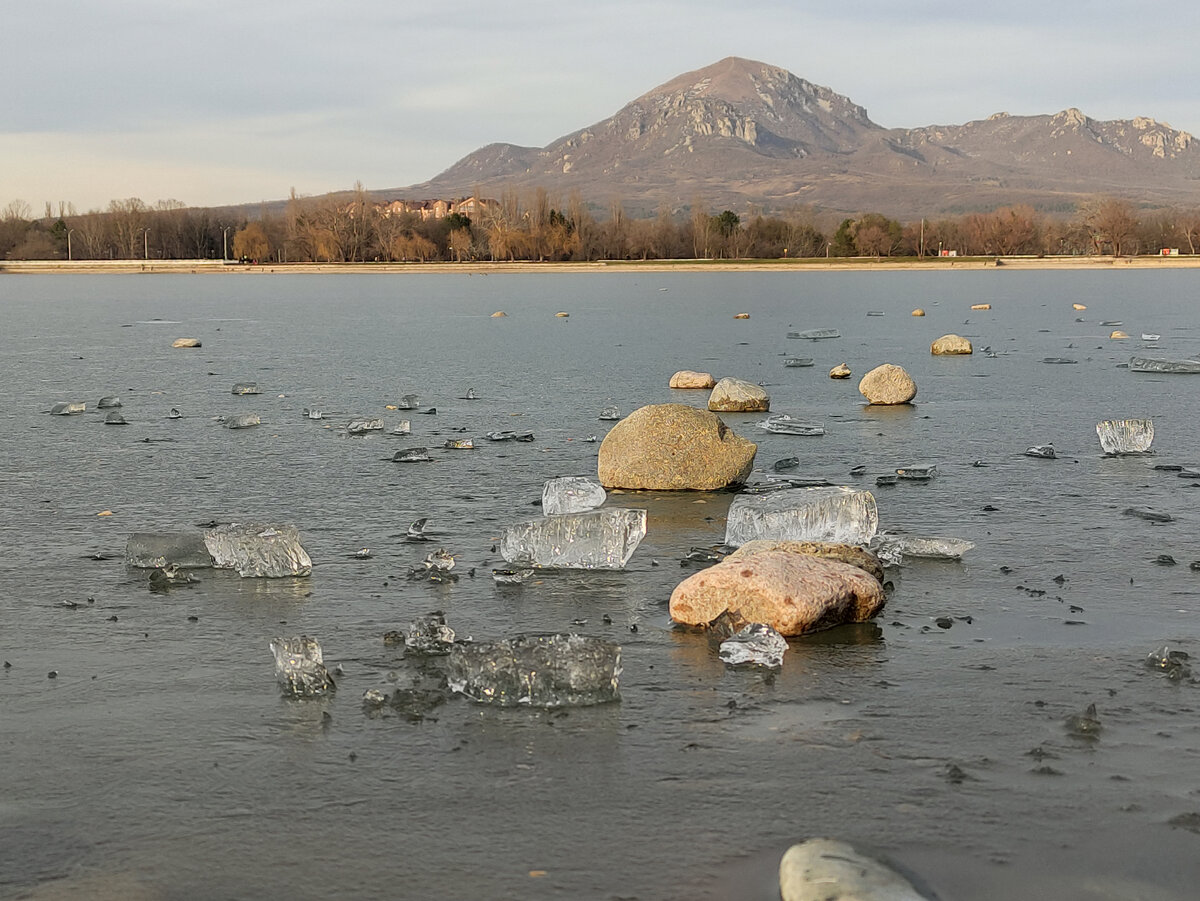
xmin=4 ymin=188 xmax=1200 ymax=263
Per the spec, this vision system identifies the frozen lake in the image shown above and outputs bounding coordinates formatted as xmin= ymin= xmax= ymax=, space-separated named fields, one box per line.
xmin=2 ymin=269 xmax=1200 ymax=900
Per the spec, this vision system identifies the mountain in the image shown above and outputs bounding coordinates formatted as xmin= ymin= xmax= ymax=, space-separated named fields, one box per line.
xmin=388 ymin=57 xmax=1200 ymax=220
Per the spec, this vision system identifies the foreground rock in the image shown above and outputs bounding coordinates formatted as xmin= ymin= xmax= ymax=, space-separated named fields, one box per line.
xmin=598 ymin=403 xmax=756 ymax=490
xmin=726 ymin=540 xmax=885 ymax=582
xmin=708 ymin=377 xmax=770 ymax=412
xmin=780 ymin=839 xmax=928 ymax=901
xmin=669 ymin=549 xmax=886 ymax=636
xmin=931 ymin=334 xmax=972 ymax=355
xmin=669 ymin=370 xmax=717 ymax=389
xmin=858 ymin=364 xmax=917 ymax=405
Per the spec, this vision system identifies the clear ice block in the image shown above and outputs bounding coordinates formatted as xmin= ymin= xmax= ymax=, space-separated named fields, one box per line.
xmin=270 ymin=636 xmax=335 ymax=698
xmin=788 ymin=328 xmax=840 ymax=339
xmin=1097 ymin=419 xmax=1154 ymax=455
xmin=125 ymin=531 xmax=214 ymax=569
xmin=347 ymin=418 xmax=384 ymax=434
xmin=225 ymin=413 xmax=261 ymax=429
xmin=50 ymin=402 xmax=85 ymax=415
xmin=446 ymin=634 xmax=621 ymax=707
xmin=1129 ymin=355 xmax=1200 ymax=374
xmin=724 ymin=487 xmax=878 ymax=547
xmin=719 ymin=623 xmax=788 ymax=668
xmin=870 ymin=534 xmax=974 ymax=565
xmin=404 ymin=612 xmax=456 ymax=655
xmin=231 ymin=383 xmax=261 ymax=395
xmin=500 ymin=507 xmax=646 ymax=569
xmin=757 ymin=414 xmax=825 ymax=436
xmin=541 ymin=476 xmax=607 ymax=515
xmin=203 ymin=522 xmax=313 ymax=577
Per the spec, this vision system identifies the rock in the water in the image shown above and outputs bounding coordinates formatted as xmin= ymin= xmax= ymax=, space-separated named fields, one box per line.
xmin=858 ymin=364 xmax=917 ymax=405
xmin=1110 ymin=330 xmax=1130 ymax=339
xmin=490 ymin=311 xmax=507 ymax=317
xmin=597 ymin=403 xmax=756 ymax=490
xmin=726 ymin=539 xmax=885 ymax=583
xmin=669 ymin=549 xmax=886 ymax=636
xmin=733 ymin=312 xmax=750 ymax=319
xmin=172 ymin=337 xmax=201 ymax=348
xmin=779 ymin=839 xmax=928 ymax=901
xmin=931 ymin=334 xmax=972 ymax=355
xmin=669 ymin=370 xmax=717 ymax=389
xmin=829 ymin=362 xmax=851 ymax=379
xmin=708 ymin=377 xmax=770 ymax=413
xmin=970 ymin=303 xmax=991 ymax=310
xmin=911 ymin=309 xmax=925 ymax=316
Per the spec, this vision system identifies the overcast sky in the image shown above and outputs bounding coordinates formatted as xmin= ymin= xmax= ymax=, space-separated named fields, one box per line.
xmin=4 ymin=1 xmax=1198 ymax=213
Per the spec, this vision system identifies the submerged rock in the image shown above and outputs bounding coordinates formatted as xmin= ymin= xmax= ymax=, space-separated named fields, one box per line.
xmin=103 ymin=411 xmax=128 ymax=425
xmin=225 ymin=413 xmax=261 ymax=429
xmin=708 ymin=377 xmax=770 ymax=413
xmin=858 ymin=363 xmax=917 ymax=405
xmin=779 ymin=839 xmax=929 ymax=901
xmin=597 ymin=403 xmax=756 ymax=490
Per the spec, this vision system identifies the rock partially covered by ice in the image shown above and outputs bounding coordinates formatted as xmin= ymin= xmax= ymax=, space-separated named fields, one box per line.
xmin=270 ymin=636 xmax=335 ymax=698
xmin=204 ymin=523 xmax=312 ymax=577
xmin=719 ymin=623 xmax=788 ymax=668
xmin=870 ymin=534 xmax=974 ymax=564
xmin=1097 ymin=419 xmax=1153 ymax=455
xmin=725 ymin=487 xmax=878 ymax=547
xmin=780 ymin=839 xmax=929 ymax=901
xmin=446 ymin=634 xmax=621 ymax=707
xmin=542 ymin=476 xmax=607 ymax=515
xmin=125 ymin=531 xmax=215 ymax=569
xmin=500 ymin=508 xmax=645 ymax=569
xmin=1129 ymin=355 xmax=1200 ymax=374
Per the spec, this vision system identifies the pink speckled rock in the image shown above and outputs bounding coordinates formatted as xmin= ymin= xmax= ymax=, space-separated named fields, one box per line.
xmin=669 ymin=550 xmax=886 ymax=636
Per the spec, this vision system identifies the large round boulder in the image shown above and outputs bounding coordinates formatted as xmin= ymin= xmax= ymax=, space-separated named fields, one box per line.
xmin=858 ymin=363 xmax=917 ymax=405
xmin=668 ymin=549 xmax=886 ymax=636
xmin=708 ymin=377 xmax=770 ymax=412
xmin=931 ymin=334 xmax=972 ymax=355
xmin=669 ymin=370 xmax=717 ymax=389
xmin=597 ymin=403 xmax=756 ymax=490
xmin=725 ymin=540 xmax=885 ymax=583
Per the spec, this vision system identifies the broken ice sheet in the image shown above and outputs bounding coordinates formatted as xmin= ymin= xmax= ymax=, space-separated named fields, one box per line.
xmin=271 ymin=636 xmax=335 ymax=698
xmin=500 ymin=507 xmax=646 ymax=569
xmin=719 ymin=623 xmax=788 ymax=668
xmin=725 ymin=486 xmax=878 ymax=546
xmin=203 ymin=522 xmax=312 ymax=577
xmin=542 ymin=476 xmax=607 ymax=515
xmin=446 ymin=634 xmax=621 ymax=707
xmin=1097 ymin=419 xmax=1153 ymax=455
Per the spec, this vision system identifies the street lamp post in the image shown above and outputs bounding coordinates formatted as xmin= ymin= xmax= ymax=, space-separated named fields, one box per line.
xmin=67 ymin=229 xmax=74 ymax=261
xmin=137 ymin=227 xmax=149 ymax=260
xmin=220 ymin=226 xmax=232 ymax=261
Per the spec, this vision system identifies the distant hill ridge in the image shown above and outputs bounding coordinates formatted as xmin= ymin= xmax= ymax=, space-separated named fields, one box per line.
xmin=387 ymin=56 xmax=1200 ymax=219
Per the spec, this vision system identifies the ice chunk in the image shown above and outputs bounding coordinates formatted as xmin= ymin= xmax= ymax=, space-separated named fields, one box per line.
xmin=1043 ymin=357 xmax=1078 ymax=364
xmin=50 ymin=402 xmax=85 ymax=415
xmin=125 ymin=531 xmax=214 ymax=569
xmin=231 ymin=383 xmax=260 ymax=395
xmin=1123 ymin=506 xmax=1172 ymax=523
xmin=788 ymin=328 xmax=840 ymax=339
xmin=541 ymin=476 xmax=607 ymax=515
xmin=870 ymin=534 xmax=974 ymax=564
xmin=302 ymin=408 xmax=323 ymax=420
xmin=446 ymin=634 xmax=621 ymax=707
xmin=1146 ymin=645 xmax=1192 ymax=680
xmin=725 ymin=487 xmax=878 ymax=547
xmin=719 ymin=623 xmax=788 ymax=668
xmin=1025 ymin=444 xmax=1055 ymax=458
xmin=391 ymin=447 xmax=431 ymax=462
xmin=270 ymin=636 xmax=335 ymax=698
xmin=347 ymin=418 xmax=383 ymax=434
xmin=758 ymin=414 xmax=825 ymax=436
xmin=783 ymin=358 xmax=814 ymax=367
xmin=492 ymin=567 xmax=535 ymax=585
xmin=203 ymin=522 xmax=312 ymax=577
xmin=404 ymin=612 xmax=456 ymax=655
xmin=598 ymin=405 xmax=621 ymax=421
xmin=500 ymin=507 xmax=646 ymax=569
xmin=896 ymin=464 xmax=936 ymax=480
xmin=390 ymin=420 xmax=411 ymax=435
xmin=1097 ymin=419 xmax=1153 ymax=455
xmin=486 ymin=430 xmax=534 ymax=441
xmin=443 ymin=438 xmax=474 ymax=449
xmin=396 ymin=394 xmax=420 ymax=409
xmin=103 ymin=411 xmax=128 ymax=425
xmin=97 ymin=396 xmax=122 ymax=409
xmin=225 ymin=413 xmax=260 ymax=429
xmin=1129 ymin=355 xmax=1200 ymax=374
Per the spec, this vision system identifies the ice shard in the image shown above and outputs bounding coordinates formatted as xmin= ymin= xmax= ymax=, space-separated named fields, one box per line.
xmin=719 ymin=623 xmax=788 ymax=668
xmin=125 ymin=531 xmax=215 ymax=569
xmin=541 ymin=476 xmax=607 ymax=515
xmin=870 ymin=534 xmax=974 ymax=564
xmin=347 ymin=418 xmax=384 ymax=434
xmin=500 ymin=508 xmax=646 ymax=569
xmin=1097 ymin=419 xmax=1153 ymax=455
xmin=446 ymin=634 xmax=621 ymax=707
xmin=203 ymin=522 xmax=312 ymax=577
xmin=270 ymin=636 xmax=335 ymax=698
xmin=1129 ymin=356 xmax=1200 ymax=374
xmin=788 ymin=328 xmax=841 ymax=340
xmin=725 ymin=487 xmax=878 ymax=547
xmin=403 ymin=612 xmax=456 ymax=656
xmin=225 ymin=413 xmax=261 ymax=429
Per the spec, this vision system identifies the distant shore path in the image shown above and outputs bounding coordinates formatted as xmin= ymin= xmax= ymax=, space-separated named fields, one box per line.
xmin=4 ymin=256 xmax=1200 ymax=274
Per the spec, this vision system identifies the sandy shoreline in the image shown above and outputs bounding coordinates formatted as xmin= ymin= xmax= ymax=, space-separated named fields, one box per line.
xmin=3 ymin=255 xmax=1200 ymax=274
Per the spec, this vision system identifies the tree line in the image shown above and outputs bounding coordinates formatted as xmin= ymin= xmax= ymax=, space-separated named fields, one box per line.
xmin=4 ymin=187 xmax=1200 ymax=263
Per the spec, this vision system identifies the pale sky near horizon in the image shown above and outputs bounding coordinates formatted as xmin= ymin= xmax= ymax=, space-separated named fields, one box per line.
xmin=4 ymin=1 xmax=1198 ymax=214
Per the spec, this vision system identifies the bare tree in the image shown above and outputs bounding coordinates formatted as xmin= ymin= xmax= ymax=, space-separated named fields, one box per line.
xmin=1085 ymin=197 xmax=1140 ymax=256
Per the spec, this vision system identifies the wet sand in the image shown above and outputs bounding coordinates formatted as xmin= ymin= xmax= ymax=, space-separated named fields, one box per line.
xmin=4 ymin=255 xmax=1200 ymax=274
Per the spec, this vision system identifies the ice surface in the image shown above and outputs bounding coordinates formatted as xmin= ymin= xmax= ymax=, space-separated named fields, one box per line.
xmin=404 ymin=613 xmax=456 ymax=655
xmin=788 ymin=328 xmax=840 ymax=339
xmin=1097 ymin=419 xmax=1154 ymax=455
xmin=270 ymin=636 xmax=335 ymax=698
xmin=725 ymin=487 xmax=878 ymax=546
xmin=870 ymin=534 xmax=974 ymax=564
xmin=203 ymin=523 xmax=312 ymax=577
xmin=125 ymin=531 xmax=214 ymax=569
xmin=500 ymin=507 xmax=646 ymax=569
xmin=1129 ymin=355 xmax=1200 ymax=374
xmin=347 ymin=418 xmax=383 ymax=434
xmin=225 ymin=413 xmax=260 ymax=429
xmin=446 ymin=634 xmax=621 ymax=707
xmin=231 ymin=383 xmax=260 ymax=395
xmin=719 ymin=623 xmax=788 ymax=668
xmin=758 ymin=414 xmax=825 ymax=436
xmin=542 ymin=476 xmax=607 ymax=515
xmin=50 ymin=402 xmax=85 ymax=415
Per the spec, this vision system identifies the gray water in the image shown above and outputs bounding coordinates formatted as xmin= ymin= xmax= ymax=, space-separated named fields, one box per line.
xmin=2 ymin=270 xmax=1200 ymax=900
